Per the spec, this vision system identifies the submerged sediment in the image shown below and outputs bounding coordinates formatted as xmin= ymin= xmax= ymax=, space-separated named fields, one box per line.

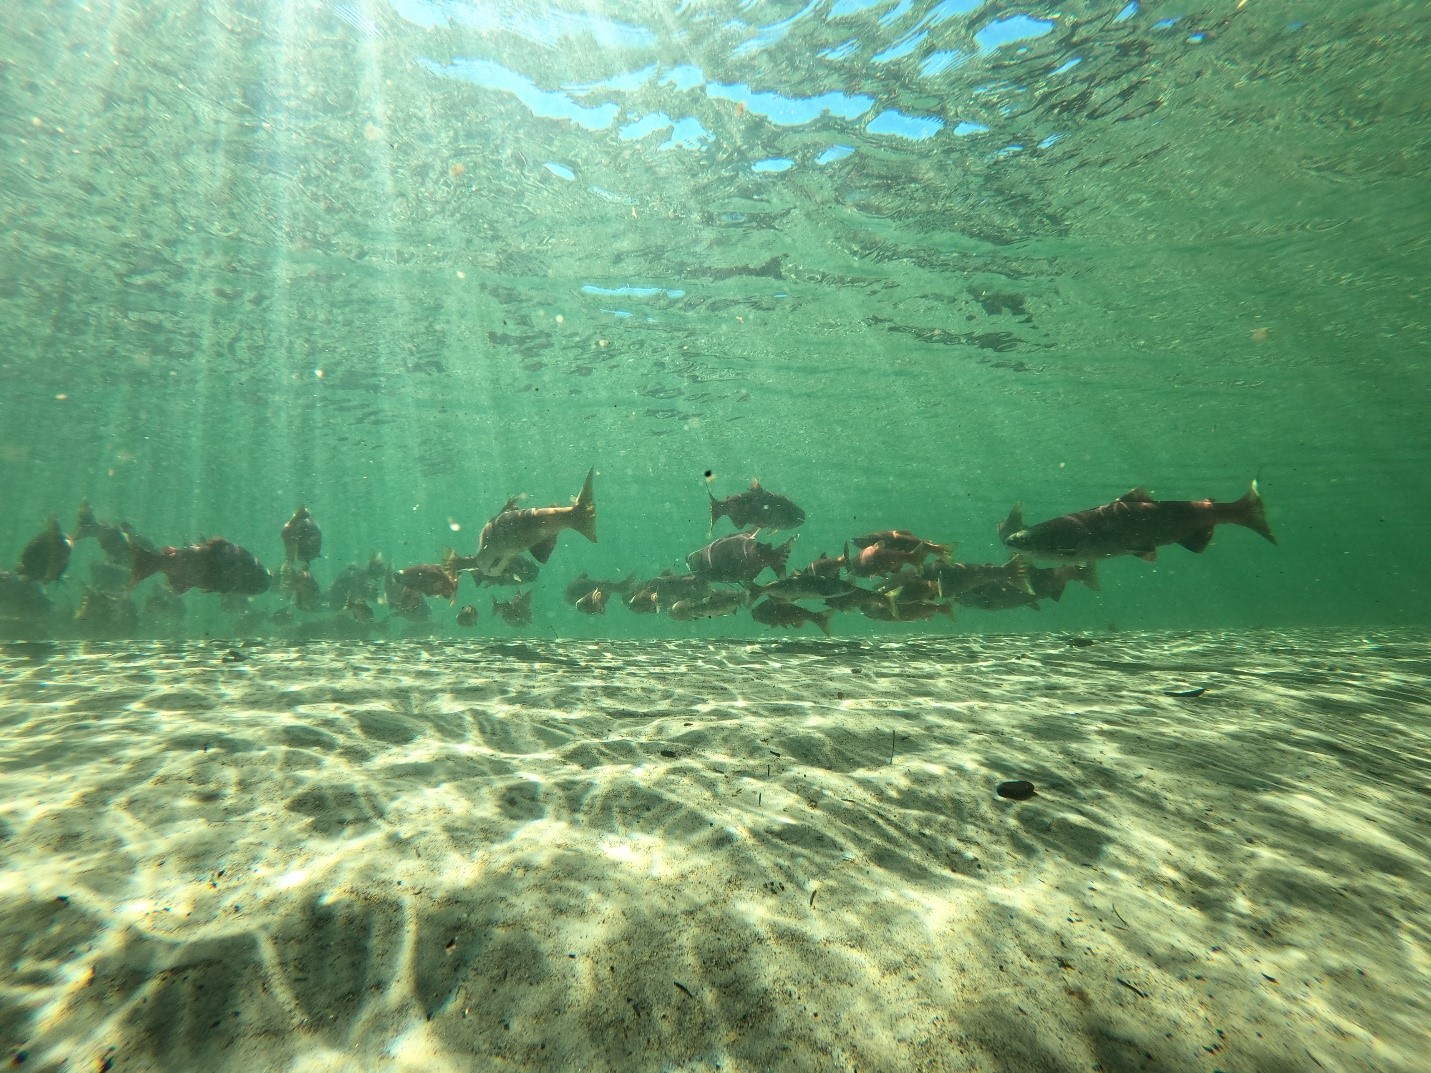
xmin=1 ymin=630 xmax=1427 ymax=1072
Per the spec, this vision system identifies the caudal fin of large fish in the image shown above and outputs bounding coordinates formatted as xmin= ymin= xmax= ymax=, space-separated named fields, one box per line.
xmin=129 ymin=544 xmax=166 ymax=588
xmin=570 ymin=468 xmax=598 ymax=543
xmin=1228 ymin=480 xmax=1276 ymax=544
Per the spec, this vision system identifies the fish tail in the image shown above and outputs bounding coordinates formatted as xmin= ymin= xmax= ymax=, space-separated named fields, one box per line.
xmin=571 ymin=467 xmax=598 ymax=543
xmin=708 ymin=490 xmax=723 ymax=530
xmin=1228 ymin=479 xmax=1276 ymax=544
xmin=812 ymin=610 xmax=832 ymax=637
xmin=129 ymin=544 xmax=167 ymax=589
xmin=75 ymin=499 xmax=97 ymax=541
xmin=938 ymin=602 xmax=955 ymax=621
xmin=770 ymin=536 xmax=796 ymax=577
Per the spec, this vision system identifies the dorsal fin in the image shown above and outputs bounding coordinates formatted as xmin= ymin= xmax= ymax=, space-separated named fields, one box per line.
xmin=749 ymin=479 xmax=762 ymax=491
xmin=499 ymin=496 xmax=522 ymax=513
xmin=1118 ymin=488 xmax=1155 ymax=503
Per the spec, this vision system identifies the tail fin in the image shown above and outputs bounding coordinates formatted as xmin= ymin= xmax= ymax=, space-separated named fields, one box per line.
xmin=708 ymin=490 xmax=723 ymax=531
xmin=811 ymin=610 xmax=832 ymax=637
xmin=938 ymin=602 xmax=955 ymax=621
xmin=1227 ymin=479 xmax=1276 ymax=544
xmin=75 ymin=499 xmax=98 ymax=541
xmin=129 ymin=544 xmax=167 ymax=588
xmin=570 ymin=467 xmax=598 ymax=543
xmin=769 ymin=536 xmax=796 ymax=577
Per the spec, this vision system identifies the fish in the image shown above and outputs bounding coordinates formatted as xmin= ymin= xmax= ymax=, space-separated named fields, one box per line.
xmin=444 ymin=548 xmax=541 ymax=587
xmin=860 ymin=598 xmax=954 ymax=623
xmin=998 ymin=480 xmax=1276 ymax=562
xmin=752 ymin=574 xmax=864 ymax=603
xmin=751 ymin=598 xmax=832 ymax=636
xmin=279 ymin=561 xmax=323 ymax=611
xmin=456 ymin=604 xmax=478 ymax=627
xmin=75 ymin=586 xmax=137 ymax=629
xmin=492 ymin=590 xmax=533 ymax=626
xmin=801 ymin=550 xmax=849 ymax=578
xmin=1028 ymin=561 xmax=1099 ymax=602
xmin=345 ymin=595 xmax=374 ymax=623
xmin=686 ymin=532 xmax=795 ymax=584
xmin=471 ymin=468 xmax=596 ymax=578
xmin=921 ymin=558 xmax=1031 ymax=596
xmin=328 ymin=562 xmax=376 ymax=610
xmin=709 ymin=479 xmax=806 ymax=531
xmin=75 ymin=500 xmax=145 ymax=565
xmin=0 ymin=570 xmax=51 ymax=617
xmin=822 ymin=585 xmax=889 ymax=615
xmin=850 ymin=530 xmax=953 ymax=558
xmin=143 ymin=586 xmax=185 ymax=619
xmin=384 ymin=571 xmax=429 ymax=620
xmin=17 ymin=518 xmax=72 ymax=584
xmin=130 ymin=538 xmax=271 ymax=596
xmin=845 ymin=532 xmax=955 ymax=578
xmin=563 ymin=572 xmax=639 ymax=605
xmin=281 ymin=506 xmax=322 ymax=563
xmin=625 ymin=572 xmax=711 ymax=614
xmin=574 ymin=588 xmax=609 ymax=615
xmin=669 ymin=590 xmax=747 ymax=621
xmin=394 ymin=564 xmax=458 ymax=602
xmin=952 ymin=580 xmax=1040 ymax=613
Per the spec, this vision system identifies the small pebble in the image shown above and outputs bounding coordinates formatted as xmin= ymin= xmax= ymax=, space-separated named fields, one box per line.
xmin=997 ymin=780 xmax=1037 ymax=801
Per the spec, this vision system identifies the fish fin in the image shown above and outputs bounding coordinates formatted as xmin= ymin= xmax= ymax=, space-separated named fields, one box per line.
xmin=935 ymin=541 xmax=956 ymax=563
xmin=75 ymin=499 xmax=97 ymax=541
xmin=570 ymin=467 xmax=598 ymax=543
xmin=769 ymin=535 xmax=796 ymax=577
xmin=709 ymin=489 xmax=722 ymax=530
xmin=1229 ymin=479 xmax=1277 ymax=544
xmin=749 ymin=478 xmax=762 ymax=490
xmin=1077 ymin=562 xmax=1100 ymax=591
xmin=1043 ymin=576 xmax=1068 ymax=602
xmin=1006 ymin=555 xmax=1037 ymax=594
xmin=499 ymin=496 xmax=523 ymax=513
xmin=1179 ymin=528 xmax=1216 ymax=554
xmin=1135 ymin=548 xmax=1158 ymax=562
xmin=129 ymin=545 xmax=166 ymax=589
xmin=997 ymin=504 xmax=1024 ymax=542
xmin=1026 ymin=600 xmax=1041 ymax=612
xmin=812 ymin=610 xmax=832 ymax=637
xmin=529 ymin=534 xmax=560 ymax=564
xmin=1118 ymin=487 xmax=1155 ymax=503
xmin=939 ymin=602 xmax=955 ymax=621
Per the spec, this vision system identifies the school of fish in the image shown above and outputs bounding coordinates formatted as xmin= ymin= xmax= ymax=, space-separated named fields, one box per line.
xmin=0 ymin=474 xmax=1275 ymax=636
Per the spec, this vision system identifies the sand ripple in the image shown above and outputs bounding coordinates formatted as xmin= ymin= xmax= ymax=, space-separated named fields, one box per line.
xmin=1 ymin=631 xmax=1427 ymax=1072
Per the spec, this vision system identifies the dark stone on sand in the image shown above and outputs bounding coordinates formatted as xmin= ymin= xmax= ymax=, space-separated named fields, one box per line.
xmin=1164 ymin=686 xmax=1207 ymax=697
xmin=997 ymin=780 xmax=1037 ymax=801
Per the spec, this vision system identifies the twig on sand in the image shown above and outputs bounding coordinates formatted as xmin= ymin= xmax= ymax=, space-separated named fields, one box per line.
xmin=889 ymin=728 xmax=896 ymax=764
xmin=809 ymin=887 xmax=818 ymax=909
xmin=1116 ymin=977 xmax=1149 ymax=998
xmin=1111 ymin=904 xmax=1130 ymax=930
xmin=674 ymin=981 xmax=694 ymax=999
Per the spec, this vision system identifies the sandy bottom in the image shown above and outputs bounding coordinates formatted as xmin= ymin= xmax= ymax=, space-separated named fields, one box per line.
xmin=0 ymin=630 xmax=1427 ymax=1073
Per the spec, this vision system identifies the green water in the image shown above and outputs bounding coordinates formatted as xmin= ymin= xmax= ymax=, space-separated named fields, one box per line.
xmin=1 ymin=0 xmax=1427 ymax=638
